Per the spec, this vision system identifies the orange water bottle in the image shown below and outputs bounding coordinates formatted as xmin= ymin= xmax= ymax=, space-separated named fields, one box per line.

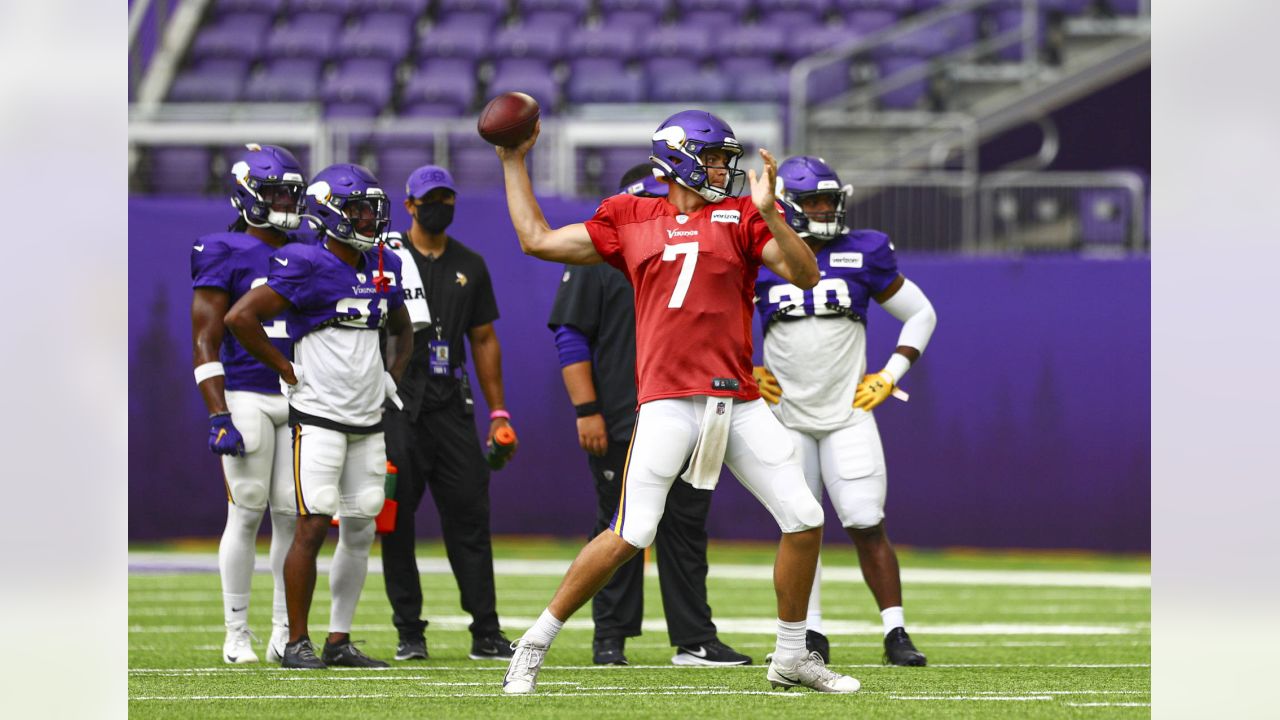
xmin=375 ymin=460 xmax=399 ymax=534
xmin=485 ymin=426 xmax=517 ymax=470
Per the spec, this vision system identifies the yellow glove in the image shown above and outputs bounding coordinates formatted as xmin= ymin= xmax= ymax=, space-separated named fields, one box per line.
xmin=753 ymin=365 xmax=783 ymax=404
xmin=853 ymin=370 xmax=895 ymax=411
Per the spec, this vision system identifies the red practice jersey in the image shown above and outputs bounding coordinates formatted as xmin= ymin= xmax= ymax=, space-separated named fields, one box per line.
xmin=584 ymin=193 xmax=773 ymax=404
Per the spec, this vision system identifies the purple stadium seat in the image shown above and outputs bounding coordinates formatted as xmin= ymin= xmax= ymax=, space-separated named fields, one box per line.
xmin=486 ymin=71 xmax=560 ymax=111
xmin=884 ymin=13 xmax=977 ymax=57
xmin=438 ymin=0 xmax=506 ymax=17
xmin=649 ymin=68 xmax=729 ymax=103
xmin=321 ymin=58 xmax=394 ymax=106
xmin=845 ymin=9 xmax=898 ymax=35
xmin=1078 ymin=188 xmax=1132 ymax=245
xmin=600 ymin=0 xmax=670 ymax=15
xmin=785 ymin=23 xmax=863 ymax=60
xmin=566 ymin=58 xmax=645 ymax=103
xmin=758 ymin=10 xmax=824 ymax=30
xmin=169 ymin=59 xmax=250 ymax=102
xmin=682 ymin=10 xmax=736 ymax=28
xmin=371 ymin=143 xmax=437 ymax=200
xmin=644 ymin=56 xmax=699 ymax=81
xmin=717 ymin=24 xmax=787 ymax=58
xmin=567 ymin=26 xmax=639 ymax=60
xmin=448 ymin=133 xmax=505 ymax=189
xmin=243 ymin=58 xmax=323 ymax=102
xmin=188 ymin=13 xmax=272 ymax=61
xmin=521 ymin=0 xmax=589 ymax=14
xmin=401 ymin=102 xmax=466 ymax=117
xmin=493 ymin=25 xmax=564 ymax=60
xmin=600 ymin=8 xmax=665 ymax=27
xmin=756 ymin=0 xmax=831 ymax=15
xmin=285 ymin=0 xmax=354 ymax=13
xmin=1104 ymin=0 xmax=1142 ymax=14
xmin=263 ymin=15 xmax=344 ymax=60
xmin=417 ymin=23 xmax=490 ymax=60
xmin=415 ymin=57 xmax=476 ymax=78
xmin=522 ymin=10 xmax=582 ymax=30
xmin=213 ymin=0 xmax=285 ymax=14
xmin=832 ymin=0 xmax=910 ymax=11
xmin=436 ymin=10 xmax=502 ymax=31
xmin=336 ymin=12 xmax=415 ymax=60
xmin=352 ymin=0 xmax=429 ymax=13
xmin=804 ymin=56 xmax=850 ymax=102
xmin=148 ymin=148 xmax=212 ymax=195
xmin=596 ymin=147 xmax=653 ymax=189
xmin=675 ymin=0 xmax=750 ymax=14
xmin=876 ymin=55 xmax=926 ymax=109
xmin=402 ymin=67 xmax=477 ymax=112
xmin=642 ymin=26 xmax=713 ymax=62
xmin=989 ymin=8 xmax=1046 ymax=61
xmin=723 ymin=58 xmax=789 ymax=102
xmin=324 ymin=101 xmax=384 ymax=119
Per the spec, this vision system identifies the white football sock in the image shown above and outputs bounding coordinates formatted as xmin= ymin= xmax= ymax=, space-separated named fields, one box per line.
xmin=329 ymin=516 xmax=375 ymax=635
xmin=881 ymin=606 xmax=905 ymax=636
xmin=805 ymin=556 xmax=823 ymax=634
xmin=521 ymin=609 xmax=565 ymax=648
xmin=269 ymin=511 xmax=296 ymax=627
xmin=773 ymin=619 xmax=808 ymax=667
xmin=219 ymin=502 xmax=263 ymax=626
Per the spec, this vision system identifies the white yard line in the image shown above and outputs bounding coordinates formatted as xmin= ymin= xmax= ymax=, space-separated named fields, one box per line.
xmin=129 ymin=662 xmax=1149 ymax=675
xmin=1066 ymin=702 xmax=1151 ymax=707
xmin=129 ymin=553 xmax=1150 ymax=589
xmin=130 ymin=690 xmax=805 ymax=700
xmin=890 ymin=695 xmax=1053 ymax=701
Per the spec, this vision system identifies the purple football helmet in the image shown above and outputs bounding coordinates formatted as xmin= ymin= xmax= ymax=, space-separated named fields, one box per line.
xmin=230 ymin=143 xmax=307 ymax=231
xmin=617 ymin=162 xmax=669 ymax=198
xmin=649 ymin=110 xmax=745 ymax=203
xmin=305 ymin=163 xmax=389 ymax=251
xmin=776 ymin=155 xmax=853 ymax=241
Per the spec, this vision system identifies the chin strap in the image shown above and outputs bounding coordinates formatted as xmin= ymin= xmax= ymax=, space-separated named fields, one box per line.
xmin=374 ymin=240 xmax=390 ymax=293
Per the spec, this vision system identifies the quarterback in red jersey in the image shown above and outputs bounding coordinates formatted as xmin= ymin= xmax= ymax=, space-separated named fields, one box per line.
xmin=494 ymin=110 xmax=861 ymax=695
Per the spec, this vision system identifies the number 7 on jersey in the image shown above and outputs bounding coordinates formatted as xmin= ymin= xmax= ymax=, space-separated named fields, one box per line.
xmin=662 ymin=241 xmax=699 ymax=308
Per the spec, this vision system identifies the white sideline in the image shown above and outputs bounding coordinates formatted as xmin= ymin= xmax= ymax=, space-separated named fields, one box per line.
xmin=128 ymin=552 xmax=1151 ymax=589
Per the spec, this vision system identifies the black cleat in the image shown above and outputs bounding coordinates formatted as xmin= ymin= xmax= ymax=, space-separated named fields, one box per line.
xmin=281 ymin=637 xmax=327 ymax=669
xmin=806 ymin=629 xmax=831 ymax=664
xmin=672 ymin=637 xmax=753 ymax=666
xmin=322 ymin=638 xmax=390 ymax=668
xmin=883 ymin=627 xmax=927 ymax=666
xmin=470 ymin=631 xmax=516 ymax=660
xmin=395 ymin=637 xmax=428 ymax=661
xmin=592 ymin=636 xmax=629 ymax=666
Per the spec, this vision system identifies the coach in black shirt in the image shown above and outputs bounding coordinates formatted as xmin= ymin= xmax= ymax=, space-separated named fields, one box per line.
xmin=381 ymin=165 xmax=516 ymax=662
xmin=545 ymin=164 xmax=751 ymax=667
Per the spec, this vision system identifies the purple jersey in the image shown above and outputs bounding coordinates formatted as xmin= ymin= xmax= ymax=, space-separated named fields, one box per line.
xmin=754 ymin=230 xmax=899 ymax=334
xmin=267 ymin=241 xmax=405 ymax=336
xmin=191 ymin=232 xmax=296 ymax=394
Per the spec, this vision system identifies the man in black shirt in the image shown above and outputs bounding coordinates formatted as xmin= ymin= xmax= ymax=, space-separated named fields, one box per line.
xmin=545 ymin=164 xmax=751 ymax=667
xmin=381 ymin=165 xmax=517 ymax=662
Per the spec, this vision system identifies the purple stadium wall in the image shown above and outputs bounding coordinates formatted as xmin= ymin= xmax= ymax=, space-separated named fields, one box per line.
xmin=129 ymin=194 xmax=1150 ymax=552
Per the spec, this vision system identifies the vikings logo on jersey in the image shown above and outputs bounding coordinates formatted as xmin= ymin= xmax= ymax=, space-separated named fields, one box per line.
xmin=754 ymin=230 xmax=900 ymax=334
xmin=266 ymin=242 xmax=404 ymax=337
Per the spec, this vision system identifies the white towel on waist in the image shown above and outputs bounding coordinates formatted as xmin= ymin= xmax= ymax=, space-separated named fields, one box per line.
xmin=385 ymin=233 xmax=430 ymax=330
xmin=680 ymin=396 xmax=734 ymax=491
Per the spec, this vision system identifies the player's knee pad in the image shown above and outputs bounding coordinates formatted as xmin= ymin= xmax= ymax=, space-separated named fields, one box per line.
xmin=309 ymin=486 xmax=340 ymax=516
xmin=233 ymin=481 xmax=269 ymax=512
xmin=353 ymin=486 xmax=385 ymax=518
xmin=225 ymin=501 xmax=263 ymax=533
xmin=338 ymin=515 xmax=375 ymax=553
xmin=843 ymin=506 xmax=886 ymax=531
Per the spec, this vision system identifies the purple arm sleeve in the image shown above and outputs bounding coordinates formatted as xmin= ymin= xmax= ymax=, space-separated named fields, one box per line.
xmin=553 ymin=324 xmax=592 ymax=368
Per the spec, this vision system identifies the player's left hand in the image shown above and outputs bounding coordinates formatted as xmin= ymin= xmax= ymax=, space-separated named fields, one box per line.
xmin=208 ymin=412 xmax=245 ymax=457
xmin=853 ymin=371 xmax=895 ymax=412
xmin=383 ymin=371 xmax=404 ymax=411
xmin=489 ymin=417 xmax=518 ymax=458
xmin=753 ymin=365 xmax=783 ymax=404
xmin=747 ymin=148 xmax=780 ymax=217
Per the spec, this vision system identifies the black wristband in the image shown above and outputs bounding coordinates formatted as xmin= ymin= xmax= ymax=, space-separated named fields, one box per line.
xmin=574 ymin=401 xmax=601 ymax=418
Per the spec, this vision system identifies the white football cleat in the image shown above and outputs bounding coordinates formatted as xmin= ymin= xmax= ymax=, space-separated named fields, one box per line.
xmin=502 ymin=639 xmax=548 ymax=694
xmin=223 ymin=625 xmax=259 ymax=664
xmin=767 ymin=651 xmax=860 ymax=693
xmin=266 ymin=623 xmax=289 ymax=664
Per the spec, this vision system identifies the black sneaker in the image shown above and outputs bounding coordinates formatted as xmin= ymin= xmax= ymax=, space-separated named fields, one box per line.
xmin=470 ymin=631 xmax=516 ymax=660
xmin=671 ymin=638 xmax=752 ymax=666
xmin=593 ymin=636 xmax=629 ymax=666
xmin=322 ymin=638 xmax=390 ymax=668
xmin=281 ymin=637 xmax=327 ymax=669
xmin=395 ymin=637 xmax=428 ymax=661
xmin=883 ymin=627 xmax=927 ymax=666
xmin=806 ymin=629 xmax=831 ymax=664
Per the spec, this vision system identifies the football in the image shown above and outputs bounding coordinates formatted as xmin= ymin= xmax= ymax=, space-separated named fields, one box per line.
xmin=477 ymin=92 xmax=540 ymax=148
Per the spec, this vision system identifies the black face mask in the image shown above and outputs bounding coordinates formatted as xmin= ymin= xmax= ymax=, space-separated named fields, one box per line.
xmin=415 ymin=202 xmax=454 ymax=233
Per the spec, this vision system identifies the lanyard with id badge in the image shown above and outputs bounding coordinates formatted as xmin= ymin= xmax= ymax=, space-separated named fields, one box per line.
xmin=428 ymin=323 xmax=451 ymax=377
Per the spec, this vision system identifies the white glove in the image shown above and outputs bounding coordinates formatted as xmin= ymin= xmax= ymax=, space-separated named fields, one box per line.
xmin=281 ymin=363 xmax=306 ymax=399
xmin=384 ymin=371 xmax=404 ymax=410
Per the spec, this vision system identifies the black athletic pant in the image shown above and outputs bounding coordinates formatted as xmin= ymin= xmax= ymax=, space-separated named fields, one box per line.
xmin=381 ymin=400 xmax=500 ymax=640
xmin=589 ymin=440 xmax=718 ymax=647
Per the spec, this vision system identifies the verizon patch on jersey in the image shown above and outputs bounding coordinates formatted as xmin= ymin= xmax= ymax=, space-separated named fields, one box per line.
xmin=829 ymin=252 xmax=864 ymax=268
xmin=710 ymin=209 xmax=740 ymax=223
